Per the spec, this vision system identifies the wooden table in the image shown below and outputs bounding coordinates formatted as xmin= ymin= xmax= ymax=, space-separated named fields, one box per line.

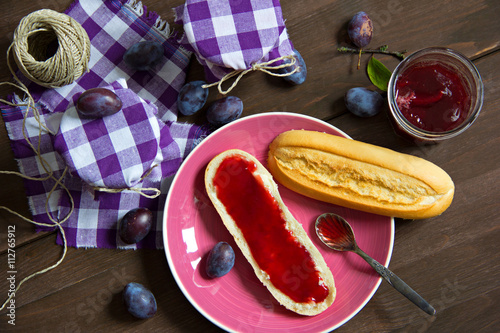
xmin=0 ymin=0 xmax=498 ymax=332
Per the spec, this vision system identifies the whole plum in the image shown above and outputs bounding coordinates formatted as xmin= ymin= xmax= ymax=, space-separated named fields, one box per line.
xmin=118 ymin=207 xmax=153 ymax=244
xmin=177 ymin=81 xmax=209 ymax=116
xmin=206 ymin=96 xmax=243 ymax=126
xmin=277 ymin=49 xmax=307 ymax=85
xmin=348 ymin=12 xmax=373 ymax=49
xmin=345 ymin=87 xmax=383 ymax=117
xmin=123 ymin=41 xmax=164 ymax=71
xmin=76 ymin=88 xmax=122 ymax=118
xmin=123 ymin=282 xmax=157 ymax=319
xmin=206 ymin=241 xmax=235 ymax=278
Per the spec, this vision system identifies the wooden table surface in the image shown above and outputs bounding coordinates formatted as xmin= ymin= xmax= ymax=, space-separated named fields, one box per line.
xmin=0 ymin=0 xmax=499 ymax=332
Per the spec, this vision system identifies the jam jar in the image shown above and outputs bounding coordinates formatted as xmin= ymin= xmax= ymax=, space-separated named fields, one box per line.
xmin=388 ymin=47 xmax=483 ymax=143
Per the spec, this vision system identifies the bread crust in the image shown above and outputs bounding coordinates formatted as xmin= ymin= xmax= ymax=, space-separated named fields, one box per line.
xmin=268 ymin=130 xmax=455 ymax=219
xmin=205 ymin=149 xmax=335 ymax=316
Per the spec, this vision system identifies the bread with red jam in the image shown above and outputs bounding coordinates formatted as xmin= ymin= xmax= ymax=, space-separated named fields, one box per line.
xmin=268 ymin=130 xmax=455 ymax=219
xmin=205 ymin=149 xmax=335 ymax=316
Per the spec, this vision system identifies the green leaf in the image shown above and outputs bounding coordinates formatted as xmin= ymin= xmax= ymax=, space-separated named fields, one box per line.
xmin=367 ymin=56 xmax=392 ymax=91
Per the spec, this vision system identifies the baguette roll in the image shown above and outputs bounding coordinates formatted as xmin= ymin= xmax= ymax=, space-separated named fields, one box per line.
xmin=268 ymin=130 xmax=454 ymax=219
xmin=205 ymin=149 xmax=335 ymax=316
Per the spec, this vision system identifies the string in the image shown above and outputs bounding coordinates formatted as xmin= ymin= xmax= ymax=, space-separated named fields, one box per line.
xmin=94 ymin=186 xmax=161 ymax=199
xmin=0 ymin=38 xmax=75 ymax=309
xmin=0 ymin=75 xmax=74 ymax=311
xmin=93 ymin=165 xmax=162 ymax=199
xmin=0 ymin=9 xmax=155 ymax=311
xmin=0 ymin=167 xmax=72 ymax=312
xmin=11 ymin=9 xmax=90 ymax=88
xmin=202 ymin=54 xmax=299 ymax=95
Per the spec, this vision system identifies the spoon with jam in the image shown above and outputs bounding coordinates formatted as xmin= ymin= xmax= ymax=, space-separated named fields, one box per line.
xmin=315 ymin=213 xmax=436 ymax=315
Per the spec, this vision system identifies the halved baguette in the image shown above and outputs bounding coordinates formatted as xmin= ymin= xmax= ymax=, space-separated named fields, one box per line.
xmin=268 ymin=130 xmax=455 ymax=219
xmin=205 ymin=149 xmax=335 ymax=316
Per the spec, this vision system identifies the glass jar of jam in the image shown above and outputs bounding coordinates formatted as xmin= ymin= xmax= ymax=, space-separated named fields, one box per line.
xmin=388 ymin=47 xmax=483 ymax=143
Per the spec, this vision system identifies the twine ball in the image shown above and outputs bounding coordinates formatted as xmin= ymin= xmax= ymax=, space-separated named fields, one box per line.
xmin=12 ymin=9 xmax=91 ymax=88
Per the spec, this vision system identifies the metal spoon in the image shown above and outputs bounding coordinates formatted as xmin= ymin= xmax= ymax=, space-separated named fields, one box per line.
xmin=315 ymin=213 xmax=436 ymax=316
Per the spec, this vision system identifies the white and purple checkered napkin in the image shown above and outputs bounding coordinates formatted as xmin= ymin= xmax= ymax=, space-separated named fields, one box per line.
xmin=174 ymin=0 xmax=294 ymax=83
xmin=54 ymin=79 xmax=168 ymax=190
xmin=1 ymin=0 xmax=209 ymax=249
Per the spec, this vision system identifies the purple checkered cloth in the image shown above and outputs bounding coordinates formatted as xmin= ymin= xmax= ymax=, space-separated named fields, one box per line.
xmin=53 ymin=79 xmax=172 ymax=189
xmin=0 ymin=0 xmax=209 ymax=249
xmin=174 ymin=0 xmax=294 ymax=82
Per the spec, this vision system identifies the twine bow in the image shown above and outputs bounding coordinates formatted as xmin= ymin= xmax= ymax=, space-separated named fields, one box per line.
xmin=93 ymin=164 xmax=162 ymax=199
xmin=202 ymin=54 xmax=299 ymax=95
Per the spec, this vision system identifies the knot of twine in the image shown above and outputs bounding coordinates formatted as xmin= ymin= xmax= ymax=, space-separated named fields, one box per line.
xmin=93 ymin=164 xmax=162 ymax=199
xmin=11 ymin=9 xmax=90 ymax=88
xmin=202 ymin=54 xmax=298 ymax=95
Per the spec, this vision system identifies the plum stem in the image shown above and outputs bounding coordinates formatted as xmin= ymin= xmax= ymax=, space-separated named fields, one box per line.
xmin=338 ymin=45 xmax=407 ymax=60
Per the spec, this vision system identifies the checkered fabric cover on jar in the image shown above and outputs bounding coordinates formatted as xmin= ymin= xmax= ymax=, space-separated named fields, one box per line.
xmin=174 ymin=0 xmax=295 ymax=83
xmin=53 ymin=79 xmax=167 ymax=189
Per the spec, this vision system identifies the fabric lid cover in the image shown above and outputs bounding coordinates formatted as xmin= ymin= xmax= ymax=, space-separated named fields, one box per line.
xmin=174 ymin=0 xmax=294 ymax=82
xmin=53 ymin=79 xmax=165 ymax=189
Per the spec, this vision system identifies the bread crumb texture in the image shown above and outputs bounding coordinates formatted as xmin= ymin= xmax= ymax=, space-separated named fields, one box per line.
xmin=274 ymin=147 xmax=439 ymax=206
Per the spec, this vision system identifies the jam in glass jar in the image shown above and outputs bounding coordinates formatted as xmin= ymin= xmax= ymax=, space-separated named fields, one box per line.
xmin=388 ymin=47 xmax=483 ymax=143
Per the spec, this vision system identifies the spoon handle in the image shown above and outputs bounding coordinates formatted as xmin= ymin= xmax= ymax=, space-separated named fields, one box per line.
xmin=355 ymin=247 xmax=436 ymax=316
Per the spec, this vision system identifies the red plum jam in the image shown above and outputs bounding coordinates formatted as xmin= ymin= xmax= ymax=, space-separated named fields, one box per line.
xmin=388 ymin=48 xmax=483 ymax=143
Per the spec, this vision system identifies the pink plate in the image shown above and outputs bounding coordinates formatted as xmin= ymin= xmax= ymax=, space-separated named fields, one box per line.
xmin=163 ymin=113 xmax=394 ymax=332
